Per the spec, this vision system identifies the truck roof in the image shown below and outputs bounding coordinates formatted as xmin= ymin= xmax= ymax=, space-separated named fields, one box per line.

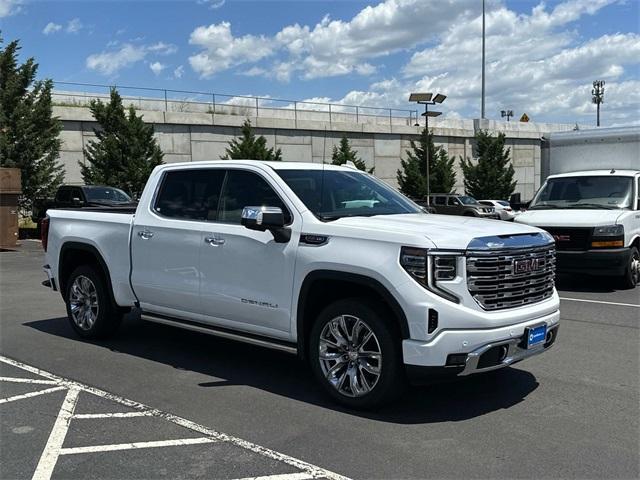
xmin=548 ymin=169 xmax=639 ymax=178
xmin=156 ymin=160 xmax=358 ymax=172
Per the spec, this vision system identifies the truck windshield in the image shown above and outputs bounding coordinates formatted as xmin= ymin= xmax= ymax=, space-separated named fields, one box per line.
xmin=530 ymin=176 xmax=633 ymax=210
xmin=85 ymin=187 xmax=132 ymax=203
xmin=275 ymin=169 xmax=422 ymax=220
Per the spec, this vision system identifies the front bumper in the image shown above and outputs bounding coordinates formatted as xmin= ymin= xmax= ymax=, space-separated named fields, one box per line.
xmin=402 ymin=309 xmax=559 ymax=375
xmin=556 ymin=248 xmax=631 ymax=276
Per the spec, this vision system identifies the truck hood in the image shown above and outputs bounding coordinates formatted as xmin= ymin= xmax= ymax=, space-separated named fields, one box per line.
xmin=331 ymin=213 xmax=544 ymax=250
xmin=515 ymin=209 xmax=625 ymax=227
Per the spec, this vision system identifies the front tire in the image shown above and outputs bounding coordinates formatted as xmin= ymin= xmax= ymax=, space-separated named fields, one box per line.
xmin=65 ymin=265 xmax=123 ymax=339
xmin=309 ymin=298 xmax=406 ymax=409
xmin=621 ymin=246 xmax=639 ymax=289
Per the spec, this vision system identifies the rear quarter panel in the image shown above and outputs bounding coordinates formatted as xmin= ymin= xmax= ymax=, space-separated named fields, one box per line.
xmin=46 ymin=210 xmax=137 ymax=306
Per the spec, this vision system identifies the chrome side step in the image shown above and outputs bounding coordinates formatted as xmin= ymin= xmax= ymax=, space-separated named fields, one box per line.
xmin=140 ymin=313 xmax=298 ymax=355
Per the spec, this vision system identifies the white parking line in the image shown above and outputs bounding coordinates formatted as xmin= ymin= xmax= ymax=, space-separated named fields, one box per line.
xmin=59 ymin=437 xmax=217 ymax=455
xmin=0 ymin=377 xmax=58 ymax=385
xmin=33 ymin=388 xmax=80 ymax=480
xmin=233 ymin=474 xmax=314 ymax=480
xmin=73 ymin=411 xmax=154 ymax=419
xmin=0 ymin=386 xmax=66 ymax=404
xmin=559 ymin=297 xmax=640 ymax=308
xmin=0 ymin=355 xmax=349 ymax=480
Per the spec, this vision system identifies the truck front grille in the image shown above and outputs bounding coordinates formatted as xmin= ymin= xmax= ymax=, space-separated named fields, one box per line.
xmin=466 ymin=246 xmax=555 ymax=311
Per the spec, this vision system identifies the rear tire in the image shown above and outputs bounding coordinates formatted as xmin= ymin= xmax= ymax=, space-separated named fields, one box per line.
xmin=65 ymin=265 xmax=123 ymax=339
xmin=620 ymin=246 xmax=639 ymax=289
xmin=309 ymin=298 xmax=406 ymax=409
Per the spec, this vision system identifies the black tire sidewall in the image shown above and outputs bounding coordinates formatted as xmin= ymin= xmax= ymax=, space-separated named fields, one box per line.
xmin=622 ymin=246 xmax=639 ymax=289
xmin=309 ymin=298 xmax=405 ymax=409
xmin=65 ymin=265 xmax=120 ymax=339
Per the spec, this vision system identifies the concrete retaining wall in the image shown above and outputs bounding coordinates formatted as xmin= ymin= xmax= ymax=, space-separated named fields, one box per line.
xmin=55 ymin=106 xmax=577 ymax=200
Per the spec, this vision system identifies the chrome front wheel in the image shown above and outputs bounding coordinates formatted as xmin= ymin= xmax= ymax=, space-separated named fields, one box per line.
xmin=318 ymin=314 xmax=382 ymax=398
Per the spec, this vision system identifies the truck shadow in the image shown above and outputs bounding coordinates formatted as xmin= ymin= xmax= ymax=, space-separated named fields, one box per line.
xmin=25 ymin=314 xmax=540 ymax=425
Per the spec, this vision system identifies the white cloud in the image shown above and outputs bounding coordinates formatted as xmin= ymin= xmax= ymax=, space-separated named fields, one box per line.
xmin=0 ymin=0 xmax=22 ymax=18
xmin=241 ymin=66 xmax=268 ymax=77
xmin=197 ymin=0 xmax=225 ymax=9
xmin=42 ymin=22 xmax=62 ymax=35
xmin=86 ymin=41 xmax=177 ymax=76
xmin=66 ymin=18 xmax=83 ymax=33
xmin=149 ymin=61 xmax=166 ymax=76
xmin=173 ymin=65 xmax=185 ymax=79
xmin=188 ymin=22 xmax=274 ymax=78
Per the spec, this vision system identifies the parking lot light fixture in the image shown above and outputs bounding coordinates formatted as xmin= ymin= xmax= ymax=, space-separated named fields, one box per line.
xmin=409 ymin=92 xmax=446 ymax=206
xmin=592 ymin=80 xmax=605 ymax=127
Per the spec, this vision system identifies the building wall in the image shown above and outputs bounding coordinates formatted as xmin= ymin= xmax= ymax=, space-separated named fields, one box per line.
xmin=55 ymin=106 xmax=576 ymax=200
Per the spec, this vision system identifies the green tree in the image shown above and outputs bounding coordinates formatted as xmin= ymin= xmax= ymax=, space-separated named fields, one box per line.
xmin=222 ymin=119 xmax=282 ymax=160
xmin=396 ymin=128 xmax=456 ymax=199
xmin=81 ymin=88 xmax=163 ymax=197
xmin=0 ymin=36 xmax=64 ymax=214
xmin=459 ymin=130 xmax=516 ymax=200
xmin=331 ymin=135 xmax=374 ymax=173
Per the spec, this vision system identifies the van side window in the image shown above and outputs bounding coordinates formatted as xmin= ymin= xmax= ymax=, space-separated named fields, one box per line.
xmin=154 ymin=169 xmax=225 ymax=221
xmin=434 ymin=196 xmax=446 ymax=206
xmin=219 ymin=170 xmax=291 ymax=224
xmin=447 ymin=197 xmax=459 ymax=206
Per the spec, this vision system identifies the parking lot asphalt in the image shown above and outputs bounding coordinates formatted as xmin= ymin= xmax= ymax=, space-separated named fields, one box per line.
xmin=1 ymin=241 xmax=639 ymax=480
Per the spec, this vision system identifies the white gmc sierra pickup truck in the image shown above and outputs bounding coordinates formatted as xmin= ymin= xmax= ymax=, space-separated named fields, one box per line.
xmin=41 ymin=161 xmax=560 ymax=408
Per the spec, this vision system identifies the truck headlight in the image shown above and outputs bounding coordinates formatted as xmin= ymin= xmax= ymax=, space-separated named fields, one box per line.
xmin=591 ymin=224 xmax=624 ymax=248
xmin=400 ymin=247 xmax=460 ymax=303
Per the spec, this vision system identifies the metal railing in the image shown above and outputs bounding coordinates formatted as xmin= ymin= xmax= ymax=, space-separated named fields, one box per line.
xmin=52 ymin=81 xmax=419 ymax=127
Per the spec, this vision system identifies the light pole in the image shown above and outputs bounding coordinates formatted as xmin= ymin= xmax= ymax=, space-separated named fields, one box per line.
xmin=409 ymin=92 xmax=446 ymax=205
xmin=592 ymin=80 xmax=605 ymax=127
xmin=501 ymin=110 xmax=513 ymax=121
xmin=481 ymin=0 xmax=486 ymax=119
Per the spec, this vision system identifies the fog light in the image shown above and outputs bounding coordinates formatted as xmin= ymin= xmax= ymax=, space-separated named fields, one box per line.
xmin=446 ymin=353 xmax=468 ymax=366
xmin=428 ymin=309 xmax=438 ymax=334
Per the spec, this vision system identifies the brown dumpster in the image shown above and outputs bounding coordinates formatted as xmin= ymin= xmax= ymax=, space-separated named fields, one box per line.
xmin=0 ymin=168 xmax=22 ymax=249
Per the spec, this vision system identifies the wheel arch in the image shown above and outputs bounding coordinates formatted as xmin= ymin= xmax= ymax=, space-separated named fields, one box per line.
xmin=296 ymin=270 xmax=409 ymax=359
xmin=58 ymin=242 xmax=118 ymax=307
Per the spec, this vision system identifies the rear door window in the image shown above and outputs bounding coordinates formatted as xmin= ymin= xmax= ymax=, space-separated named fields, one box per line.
xmin=154 ymin=169 xmax=225 ymax=221
xmin=56 ymin=188 xmax=72 ymax=203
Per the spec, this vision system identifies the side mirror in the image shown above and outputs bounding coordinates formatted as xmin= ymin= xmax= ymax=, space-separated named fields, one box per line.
xmin=72 ymin=197 xmax=82 ymax=205
xmin=241 ymin=206 xmax=290 ymax=243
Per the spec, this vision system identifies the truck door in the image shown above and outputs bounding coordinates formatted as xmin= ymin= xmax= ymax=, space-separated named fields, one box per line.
xmin=130 ymin=168 xmax=225 ymax=318
xmin=199 ymin=168 xmax=299 ymax=337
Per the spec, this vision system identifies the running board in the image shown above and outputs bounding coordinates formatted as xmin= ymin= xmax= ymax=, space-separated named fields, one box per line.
xmin=140 ymin=313 xmax=298 ymax=355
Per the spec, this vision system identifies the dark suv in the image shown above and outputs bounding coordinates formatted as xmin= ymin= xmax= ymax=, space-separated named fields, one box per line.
xmin=428 ymin=194 xmax=499 ymax=219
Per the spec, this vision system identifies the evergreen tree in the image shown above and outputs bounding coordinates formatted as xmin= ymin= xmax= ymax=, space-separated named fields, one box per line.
xmin=331 ymin=135 xmax=374 ymax=173
xmin=0 ymin=36 xmax=64 ymax=214
xmin=222 ymin=119 xmax=282 ymax=160
xmin=81 ymin=88 xmax=163 ymax=197
xmin=396 ymin=128 xmax=456 ymax=199
xmin=459 ymin=130 xmax=516 ymax=200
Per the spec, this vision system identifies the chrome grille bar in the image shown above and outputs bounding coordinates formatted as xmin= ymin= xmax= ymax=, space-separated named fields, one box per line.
xmin=466 ymin=246 xmax=556 ymax=311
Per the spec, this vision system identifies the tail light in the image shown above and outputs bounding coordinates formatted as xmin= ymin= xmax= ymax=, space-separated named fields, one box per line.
xmin=41 ymin=216 xmax=50 ymax=252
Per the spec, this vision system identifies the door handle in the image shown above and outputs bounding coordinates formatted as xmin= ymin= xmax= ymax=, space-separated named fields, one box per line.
xmin=204 ymin=234 xmax=225 ymax=246
xmin=137 ymin=229 xmax=154 ymax=240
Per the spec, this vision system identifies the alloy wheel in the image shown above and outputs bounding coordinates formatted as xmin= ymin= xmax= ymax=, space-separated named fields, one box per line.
xmin=318 ymin=315 xmax=382 ymax=398
xmin=69 ymin=275 xmax=99 ymax=330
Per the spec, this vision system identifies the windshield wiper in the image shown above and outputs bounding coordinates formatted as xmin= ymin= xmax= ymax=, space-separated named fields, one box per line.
xmin=529 ymin=204 xmax=560 ymax=210
xmin=566 ymin=203 xmax=617 ymax=210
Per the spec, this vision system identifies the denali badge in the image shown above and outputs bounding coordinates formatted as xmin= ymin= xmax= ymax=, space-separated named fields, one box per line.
xmin=513 ymin=258 xmax=543 ymax=274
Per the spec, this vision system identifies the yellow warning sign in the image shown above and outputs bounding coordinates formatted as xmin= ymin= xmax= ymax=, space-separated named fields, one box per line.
xmin=520 ymin=113 xmax=530 ymax=122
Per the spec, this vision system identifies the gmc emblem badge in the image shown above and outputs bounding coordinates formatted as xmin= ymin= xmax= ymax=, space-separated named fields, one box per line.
xmin=514 ymin=258 xmax=543 ymax=274
xmin=553 ymin=234 xmax=571 ymax=242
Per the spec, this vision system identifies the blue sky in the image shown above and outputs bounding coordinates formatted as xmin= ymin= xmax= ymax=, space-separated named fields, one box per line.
xmin=1 ymin=0 xmax=639 ymax=125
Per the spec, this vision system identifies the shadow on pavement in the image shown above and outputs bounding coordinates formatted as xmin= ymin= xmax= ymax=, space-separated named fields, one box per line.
xmin=25 ymin=314 xmax=539 ymax=425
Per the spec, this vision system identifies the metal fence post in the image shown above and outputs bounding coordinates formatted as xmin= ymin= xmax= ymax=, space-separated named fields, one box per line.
xmin=255 ymin=97 xmax=259 ymax=118
xmin=212 ymin=94 xmax=216 ymax=114
xmin=329 ymin=104 xmax=332 ymax=125
xmin=294 ymin=102 xmax=297 ymax=127
xmin=356 ymin=106 xmax=359 ymax=124
xmin=164 ymin=90 xmax=168 ymax=111
xmin=389 ymin=109 xmax=392 ymax=126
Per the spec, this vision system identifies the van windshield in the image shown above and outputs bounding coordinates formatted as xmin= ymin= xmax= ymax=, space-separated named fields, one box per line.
xmin=530 ymin=176 xmax=633 ymax=210
xmin=275 ymin=169 xmax=421 ymax=221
